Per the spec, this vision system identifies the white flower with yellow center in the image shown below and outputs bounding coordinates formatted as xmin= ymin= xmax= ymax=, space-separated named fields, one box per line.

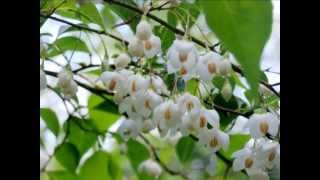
xmin=143 ymin=34 xmax=161 ymax=58
xmin=128 ymin=74 xmax=150 ymax=96
xmin=246 ymin=113 xmax=280 ymax=139
xmin=136 ymin=20 xmax=152 ymax=41
xmin=133 ymin=90 xmax=163 ymax=118
xmin=256 ymin=141 xmax=280 ymax=169
xmin=176 ymin=92 xmax=201 ymax=113
xmin=167 ymin=39 xmax=198 ymax=81
xmin=149 ymin=75 xmax=170 ymax=95
xmin=128 ymin=37 xmax=144 ymax=57
xmin=153 ymin=100 xmax=182 ymax=136
xmin=196 ymin=52 xmax=222 ymax=82
xmin=181 ymin=108 xmax=220 ymax=135
xmin=232 ymin=147 xmax=262 ymax=175
xmin=100 ymin=71 xmax=125 ymax=93
xmin=114 ymin=53 xmax=131 ymax=69
xmin=57 ymin=69 xmax=78 ymax=98
xmin=117 ymin=118 xmax=140 ymax=141
xmin=198 ymin=128 xmax=229 ymax=152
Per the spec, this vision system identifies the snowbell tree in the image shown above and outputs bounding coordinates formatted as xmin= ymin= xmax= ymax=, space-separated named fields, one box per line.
xmin=40 ymin=0 xmax=280 ymax=180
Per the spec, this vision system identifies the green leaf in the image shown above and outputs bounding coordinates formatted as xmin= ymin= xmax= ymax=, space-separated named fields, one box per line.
xmin=68 ymin=118 xmax=98 ymax=156
xmin=47 ymin=171 xmax=77 ymax=180
xmin=221 ymin=135 xmax=251 ymax=158
xmin=212 ymin=76 xmax=225 ymax=90
xmin=47 ymin=36 xmax=90 ymax=57
xmin=40 ymin=108 xmax=60 ymax=136
xmin=154 ymin=26 xmax=175 ymax=51
xmin=101 ymin=5 xmax=117 ymax=28
xmin=55 ymin=143 xmax=80 ymax=172
xmin=108 ymin=149 xmax=123 ymax=180
xmin=200 ymin=0 xmax=273 ymax=99
xmin=79 ymin=151 xmax=111 ymax=180
xmin=78 ymin=2 xmax=105 ymax=28
xmin=126 ymin=139 xmax=150 ymax=171
xmin=88 ymin=94 xmax=120 ymax=132
xmin=186 ymin=78 xmax=199 ymax=95
xmin=176 ymin=136 xmax=195 ymax=163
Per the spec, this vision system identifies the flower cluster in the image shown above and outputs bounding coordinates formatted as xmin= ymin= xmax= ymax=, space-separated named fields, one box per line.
xmin=232 ymin=113 xmax=280 ymax=178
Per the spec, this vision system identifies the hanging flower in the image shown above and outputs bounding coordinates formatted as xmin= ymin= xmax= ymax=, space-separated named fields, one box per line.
xmin=246 ymin=113 xmax=280 ymax=139
xmin=196 ymin=52 xmax=222 ymax=82
xmin=117 ymin=118 xmax=140 ymax=141
xmin=143 ymin=35 xmax=161 ymax=58
xmin=128 ymin=74 xmax=150 ymax=96
xmin=176 ymin=92 xmax=201 ymax=113
xmin=198 ymin=128 xmax=229 ymax=152
xmin=232 ymin=147 xmax=263 ymax=175
xmin=128 ymin=37 xmax=144 ymax=57
xmin=114 ymin=53 xmax=131 ymax=69
xmin=57 ymin=69 xmax=78 ymax=98
xmin=136 ymin=20 xmax=152 ymax=41
xmin=138 ymin=159 xmax=162 ymax=177
xmin=133 ymin=90 xmax=163 ymax=118
xmin=218 ymin=58 xmax=232 ymax=76
xmin=149 ymin=75 xmax=170 ymax=96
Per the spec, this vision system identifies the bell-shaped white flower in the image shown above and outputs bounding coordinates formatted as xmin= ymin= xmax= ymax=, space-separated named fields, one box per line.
xmin=181 ymin=108 xmax=220 ymax=135
xmin=128 ymin=74 xmax=150 ymax=96
xmin=143 ymin=34 xmax=161 ymax=58
xmin=117 ymin=118 xmax=140 ymax=141
xmin=100 ymin=71 xmax=124 ymax=93
xmin=246 ymin=113 xmax=280 ymax=139
xmin=153 ymin=100 xmax=182 ymax=136
xmin=167 ymin=39 xmax=198 ymax=81
xmin=256 ymin=141 xmax=280 ymax=169
xmin=138 ymin=159 xmax=162 ymax=177
xmin=128 ymin=37 xmax=144 ymax=57
xmin=149 ymin=75 xmax=170 ymax=95
xmin=114 ymin=53 xmax=131 ymax=69
xmin=232 ymin=147 xmax=262 ymax=175
xmin=176 ymin=92 xmax=201 ymax=113
xmin=218 ymin=58 xmax=232 ymax=76
xmin=57 ymin=69 xmax=78 ymax=98
xmin=198 ymin=128 xmax=229 ymax=152
xmin=134 ymin=90 xmax=163 ymax=118
xmin=136 ymin=20 xmax=152 ymax=41
xmin=119 ymin=96 xmax=142 ymax=121
xmin=196 ymin=52 xmax=221 ymax=82
xmin=40 ymin=69 xmax=47 ymax=92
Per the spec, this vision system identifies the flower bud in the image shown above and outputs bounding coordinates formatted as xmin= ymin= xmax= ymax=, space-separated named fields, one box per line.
xmin=136 ymin=20 xmax=152 ymax=41
xmin=219 ymin=59 xmax=232 ymax=76
xmin=221 ymin=80 xmax=233 ymax=102
xmin=115 ymin=53 xmax=131 ymax=69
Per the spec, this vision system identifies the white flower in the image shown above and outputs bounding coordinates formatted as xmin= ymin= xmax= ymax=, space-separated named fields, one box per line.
xmin=181 ymin=108 xmax=220 ymax=135
xmin=136 ymin=20 xmax=152 ymax=41
xmin=57 ymin=69 xmax=78 ymax=98
xmin=205 ymin=154 xmax=217 ymax=176
xmin=143 ymin=35 xmax=161 ymax=58
xmin=100 ymin=71 xmax=125 ymax=93
xmin=153 ymin=100 xmax=182 ymax=136
xmin=128 ymin=37 xmax=144 ymax=57
xmin=196 ymin=52 xmax=222 ymax=82
xmin=40 ymin=69 xmax=47 ymax=92
xmin=249 ymin=171 xmax=270 ymax=180
xmin=149 ymin=75 xmax=170 ymax=95
xmin=128 ymin=74 xmax=150 ymax=96
xmin=232 ymin=147 xmax=262 ymax=175
xmin=114 ymin=53 xmax=131 ymax=69
xmin=246 ymin=113 xmax=280 ymax=139
xmin=218 ymin=58 xmax=232 ymax=76
xmin=198 ymin=128 xmax=229 ymax=152
xmin=256 ymin=141 xmax=280 ymax=169
xmin=167 ymin=39 xmax=198 ymax=81
xmin=119 ymin=96 xmax=142 ymax=121
xmin=176 ymin=92 xmax=201 ymax=113
xmin=117 ymin=118 xmax=140 ymax=141
xmin=228 ymin=116 xmax=250 ymax=135
xmin=138 ymin=159 xmax=162 ymax=177
xmin=134 ymin=90 xmax=163 ymax=118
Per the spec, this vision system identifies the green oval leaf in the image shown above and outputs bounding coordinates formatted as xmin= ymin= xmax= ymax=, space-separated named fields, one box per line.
xmin=200 ymin=0 xmax=273 ymax=99
xmin=176 ymin=136 xmax=195 ymax=163
xmin=127 ymin=139 xmax=150 ymax=171
xmin=79 ymin=151 xmax=111 ymax=180
xmin=40 ymin=108 xmax=60 ymax=136
xmin=55 ymin=143 xmax=80 ymax=172
xmin=47 ymin=36 xmax=90 ymax=57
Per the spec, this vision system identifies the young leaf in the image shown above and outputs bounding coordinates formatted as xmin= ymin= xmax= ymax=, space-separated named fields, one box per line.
xmin=79 ymin=151 xmax=111 ymax=180
xmin=40 ymin=108 xmax=60 ymax=136
xmin=220 ymin=135 xmax=251 ymax=158
xmin=54 ymin=143 xmax=80 ymax=172
xmin=176 ymin=136 xmax=195 ymax=163
xmin=200 ymin=0 xmax=273 ymax=99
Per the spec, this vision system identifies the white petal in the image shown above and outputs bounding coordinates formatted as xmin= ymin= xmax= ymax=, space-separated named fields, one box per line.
xmin=218 ymin=130 xmax=229 ymax=151
xmin=136 ymin=20 xmax=152 ymax=41
xmin=144 ymin=35 xmax=161 ymax=58
xmin=232 ymin=158 xmax=245 ymax=171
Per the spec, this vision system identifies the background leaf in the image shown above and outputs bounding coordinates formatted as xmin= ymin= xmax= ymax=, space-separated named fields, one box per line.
xmin=54 ymin=143 xmax=80 ymax=172
xmin=79 ymin=151 xmax=111 ymax=180
xmin=47 ymin=36 xmax=90 ymax=57
xmin=126 ymin=139 xmax=150 ymax=171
